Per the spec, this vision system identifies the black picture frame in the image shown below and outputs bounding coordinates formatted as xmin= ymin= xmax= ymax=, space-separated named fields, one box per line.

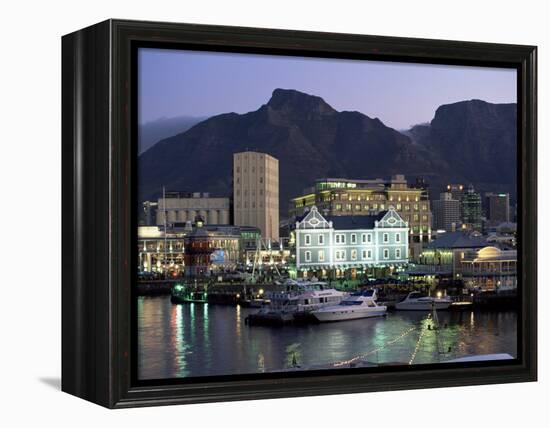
xmin=62 ymin=19 xmax=537 ymax=408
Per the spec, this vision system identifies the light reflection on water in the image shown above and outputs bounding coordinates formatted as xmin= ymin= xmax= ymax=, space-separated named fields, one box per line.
xmin=138 ymin=295 xmax=518 ymax=380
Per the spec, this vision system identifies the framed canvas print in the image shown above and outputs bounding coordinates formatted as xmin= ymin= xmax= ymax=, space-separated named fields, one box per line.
xmin=61 ymin=19 xmax=537 ymax=408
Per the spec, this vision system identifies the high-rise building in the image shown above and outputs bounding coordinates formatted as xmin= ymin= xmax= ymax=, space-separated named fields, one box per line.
xmin=462 ymin=184 xmax=482 ymax=231
xmin=432 ymin=192 xmax=461 ymax=232
xmin=233 ymin=151 xmax=279 ymax=242
xmin=446 ymin=184 xmax=465 ymax=202
xmin=485 ymin=192 xmax=510 ymax=225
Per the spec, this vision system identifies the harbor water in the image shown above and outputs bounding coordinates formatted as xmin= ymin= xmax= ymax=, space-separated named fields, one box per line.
xmin=137 ymin=295 xmax=518 ymax=380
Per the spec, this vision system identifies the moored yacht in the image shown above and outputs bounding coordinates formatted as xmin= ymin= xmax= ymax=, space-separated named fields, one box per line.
xmin=245 ymin=282 xmax=345 ymax=325
xmin=311 ymin=289 xmax=387 ymax=322
xmin=395 ymin=291 xmax=452 ymax=311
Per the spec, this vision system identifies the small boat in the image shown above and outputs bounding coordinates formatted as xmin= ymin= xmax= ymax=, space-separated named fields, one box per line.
xmin=395 ymin=291 xmax=452 ymax=311
xmin=170 ymin=283 xmax=208 ymax=304
xmin=311 ymin=289 xmax=387 ymax=322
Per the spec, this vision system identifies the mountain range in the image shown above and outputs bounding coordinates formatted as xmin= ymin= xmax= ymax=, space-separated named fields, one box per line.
xmin=139 ymin=115 xmax=207 ymax=154
xmin=138 ymin=88 xmax=517 ymax=218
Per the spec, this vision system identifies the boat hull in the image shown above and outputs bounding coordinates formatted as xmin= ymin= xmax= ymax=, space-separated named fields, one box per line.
xmin=395 ymin=301 xmax=451 ymax=311
xmin=313 ymin=308 xmax=386 ymax=322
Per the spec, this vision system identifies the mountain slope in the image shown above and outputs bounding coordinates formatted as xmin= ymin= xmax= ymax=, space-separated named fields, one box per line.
xmin=410 ymin=99 xmax=517 ymax=194
xmin=139 ymin=90 xmax=517 ymax=218
xmin=138 ymin=89 xmax=442 ymax=214
xmin=139 ymin=115 xmax=207 ymax=154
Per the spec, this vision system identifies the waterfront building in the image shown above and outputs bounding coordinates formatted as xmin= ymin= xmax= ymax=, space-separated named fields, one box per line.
xmin=485 ymin=192 xmax=510 ymax=226
xmin=461 ymin=184 xmax=482 ymax=231
xmin=183 ymin=221 xmax=241 ymax=277
xmin=289 ymin=175 xmax=430 ymax=260
xmin=137 ymin=222 xmax=264 ymax=276
xmin=294 ymin=206 xmax=409 ymax=278
xmin=460 ymin=246 xmax=517 ymax=291
xmin=413 ymin=230 xmax=488 ymax=277
xmin=233 ymin=151 xmax=280 ymax=242
xmin=432 ymin=192 xmax=461 ymax=232
xmin=155 ymin=191 xmax=230 ymax=226
xmin=137 ymin=225 xmax=187 ymax=276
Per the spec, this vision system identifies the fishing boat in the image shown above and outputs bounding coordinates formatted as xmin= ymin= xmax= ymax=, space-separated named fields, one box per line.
xmin=311 ymin=289 xmax=387 ymax=322
xmin=170 ymin=283 xmax=208 ymax=304
xmin=395 ymin=291 xmax=452 ymax=311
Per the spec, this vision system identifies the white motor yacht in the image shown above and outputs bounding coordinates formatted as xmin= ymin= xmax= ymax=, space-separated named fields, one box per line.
xmin=395 ymin=291 xmax=452 ymax=311
xmin=246 ymin=283 xmax=345 ymax=324
xmin=311 ymin=289 xmax=387 ymax=322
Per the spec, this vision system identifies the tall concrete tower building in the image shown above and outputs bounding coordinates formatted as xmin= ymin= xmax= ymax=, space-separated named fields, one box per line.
xmin=233 ymin=151 xmax=279 ymax=242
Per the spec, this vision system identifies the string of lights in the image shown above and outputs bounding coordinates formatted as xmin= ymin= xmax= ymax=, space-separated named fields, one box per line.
xmin=333 ymin=324 xmax=419 ymax=368
xmin=408 ymin=314 xmax=432 ymax=365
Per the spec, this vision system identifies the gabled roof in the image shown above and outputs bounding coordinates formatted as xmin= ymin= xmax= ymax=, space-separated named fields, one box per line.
xmin=426 ymin=231 xmax=487 ymax=249
xmin=325 ymin=212 xmax=385 ymax=230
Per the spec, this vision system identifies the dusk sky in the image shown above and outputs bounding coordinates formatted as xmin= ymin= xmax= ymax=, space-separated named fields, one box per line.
xmin=138 ymin=48 xmax=517 ymax=130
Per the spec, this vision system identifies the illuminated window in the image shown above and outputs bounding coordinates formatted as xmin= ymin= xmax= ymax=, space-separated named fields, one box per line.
xmin=318 ymin=250 xmax=325 ymax=262
xmin=351 ymin=249 xmax=357 ymax=260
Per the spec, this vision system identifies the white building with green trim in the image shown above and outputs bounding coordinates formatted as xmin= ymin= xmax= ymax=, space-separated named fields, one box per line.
xmin=295 ymin=206 xmax=409 ymax=272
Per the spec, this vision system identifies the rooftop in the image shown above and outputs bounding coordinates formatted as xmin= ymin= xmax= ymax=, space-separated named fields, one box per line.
xmin=426 ymin=231 xmax=487 ymax=249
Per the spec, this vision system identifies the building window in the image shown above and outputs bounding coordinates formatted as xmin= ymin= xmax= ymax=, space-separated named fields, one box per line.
xmin=351 ymin=233 xmax=357 ymax=244
xmin=383 ymin=233 xmax=389 ymax=243
xmin=383 ymin=249 xmax=389 ymax=259
xmin=361 ymin=233 xmax=367 ymax=244
xmin=367 ymin=233 xmax=372 ymax=243
xmin=362 ymin=249 xmax=372 ymax=259
xmin=335 ymin=234 xmax=345 ymax=244
xmin=396 ymin=249 xmax=401 ymax=259
xmin=335 ymin=203 xmax=342 ymax=211
xmin=318 ymin=234 xmax=324 ymax=245
xmin=318 ymin=250 xmax=325 ymax=262
xmin=396 ymin=233 xmax=401 ymax=243
xmin=345 ymin=203 xmax=352 ymax=211
xmin=355 ymin=204 xmax=361 ymax=211
xmin=305 ymin=251 xmax=312 ymax=262
xmin=305 ymin=234 xmax=311 ymax=245
xmin=335 ymin=250 xmax=346 ymax=261
xmin=351 ymin=249 xmax=357 ymax=260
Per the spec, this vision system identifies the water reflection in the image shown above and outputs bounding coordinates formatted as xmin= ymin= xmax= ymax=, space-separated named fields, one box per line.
xmin=138 ymin=296 xmax=518 ymax=380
